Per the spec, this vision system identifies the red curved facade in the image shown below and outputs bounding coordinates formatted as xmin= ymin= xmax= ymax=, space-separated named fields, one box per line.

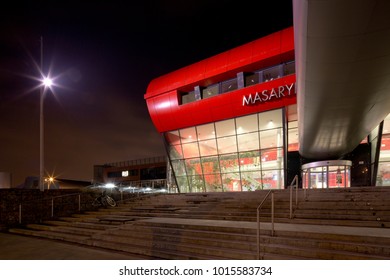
xmin=145 ymin=27 xmax=295 ymax=133
xmin=144 ymin=27 xmax=298 ymax=193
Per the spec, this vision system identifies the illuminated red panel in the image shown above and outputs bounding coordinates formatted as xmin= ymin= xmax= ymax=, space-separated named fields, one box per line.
xmin=148 ymin=75 xmax=296 ymax=133
xmin=145 ymin=26 xmax=294 ymax=100
xmin=145 ymin=26 xmax=295 ymax=133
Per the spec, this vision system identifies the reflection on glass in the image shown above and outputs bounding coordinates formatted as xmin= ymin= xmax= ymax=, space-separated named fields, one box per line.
xmin=169 ymin=145 xmax=183 ymax=160
xmin=236 ymin=114 xmax=258 ymax=134
xmin=262 ymin=169 xmax=283 ymax=189
xmin=261 ymin=148 xmax=284 ymax=170
xmin=180 ymin=127 xmax=197 ymax=143
xmin=202 ymin=84 xmax=219 ymax=99
xmin=241 ymin=171 xmax=262 ymax=191
xmin=204 ymin=174 xmax=222 ymax=192
xmin=288 ymin=125 xmax=299 ymax=152
xmin=216 ymin=119 xmax=235 ymax=137
xmin=197 ymin=123 xmax=216 ymax=140
xmin=201 ymin=156 xmax=220 ymax=174
xmin=220 ymin=154 xmax=239 ymax=173
xmin=222 ymin=172 xmax=241 ymax=192
xmin=259 ymin=109 xmax=283 ymax=130
xmin=176 ymin=176 xmax=189 ymax=193
xmin=237 ymin=132 xmax=259 ymax=152
xmin=199 ymin=139 xmax=218 ymax=156
xmin=217 ymin=136 xmax=237 ymax=154
xmin=171 ymin=160 xmax=186 ymax=176
xmin=167 ymin=108 xmax=286 ymax=192
xmin=165 ymin=130 xmax=181 ymax=145
xmin=188 ymin=175 xmax=205 ymax=192
xmin=377 ymin=163 xmax=390 ymax=186
xmin=260 ymin=129 xmax=282 ymax=149
xmin=182 ymin=142 xmax=200 ymax=158
xmin=239 ymin=151 xmax=261 ymax=172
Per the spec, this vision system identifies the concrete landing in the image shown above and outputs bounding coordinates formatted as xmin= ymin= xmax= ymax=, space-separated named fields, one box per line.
xmin=0 ymin=233 xmax=150 ymax=260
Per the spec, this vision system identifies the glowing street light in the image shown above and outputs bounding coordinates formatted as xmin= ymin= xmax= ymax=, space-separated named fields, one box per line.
xmin=39 ymin=37 xmax=54 ymax=192
xmin=42 ymin=77 xmax=53 ymax=88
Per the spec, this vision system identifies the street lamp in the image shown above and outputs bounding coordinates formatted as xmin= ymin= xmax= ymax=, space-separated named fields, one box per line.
xmin=39 ymin=36 xmax=53 ymax=192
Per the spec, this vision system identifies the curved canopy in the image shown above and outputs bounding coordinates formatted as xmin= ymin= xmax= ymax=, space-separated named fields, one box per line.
xmin=294 ymin=0 xmax=390 ymax=159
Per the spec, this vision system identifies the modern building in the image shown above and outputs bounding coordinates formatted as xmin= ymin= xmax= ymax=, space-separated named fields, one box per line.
xmin=144 ymin=23 xmax=390 ymax=193
xmin=93 ymin=156 xmax=168 ymax=191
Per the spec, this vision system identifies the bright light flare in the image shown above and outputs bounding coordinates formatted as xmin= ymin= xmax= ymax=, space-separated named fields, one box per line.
xmin=42 ymin=77 xmax=53 ymax=88
xmin=105 ymin=183 xmax=116 ymax=189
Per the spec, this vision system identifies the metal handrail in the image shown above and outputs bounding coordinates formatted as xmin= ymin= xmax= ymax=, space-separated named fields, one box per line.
xmin=289 ymin=175 xmax=299 ymax=219
xmin=256 ymin=189 xmax=275 ymax=260
xmin=18 ymin=192 xmax=83 ymax=224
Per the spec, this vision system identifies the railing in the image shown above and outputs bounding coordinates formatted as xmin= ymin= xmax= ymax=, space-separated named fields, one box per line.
xmin=18 ymin=192 xmax=85 ymax=224
xmin=256 ymin=189 xmax=275 ymax=260
xmin=289 ymin=175 xmax=299 ymax=219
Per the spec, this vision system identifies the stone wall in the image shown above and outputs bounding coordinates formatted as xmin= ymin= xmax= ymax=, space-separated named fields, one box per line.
xmin=0 ymin=188 xmax=138 ymax=230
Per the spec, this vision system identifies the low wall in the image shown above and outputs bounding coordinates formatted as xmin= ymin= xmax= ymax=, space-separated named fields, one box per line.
xmin=0 ymin=188 xmax=137 ymax=230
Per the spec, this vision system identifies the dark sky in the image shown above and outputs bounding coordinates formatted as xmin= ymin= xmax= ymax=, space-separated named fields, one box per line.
xmin=0 ymin=0 xmax=293 ymax=186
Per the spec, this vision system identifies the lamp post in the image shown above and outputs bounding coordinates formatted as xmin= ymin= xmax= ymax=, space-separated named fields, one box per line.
xmin=39 ymin=36 xmax=53 ymax=192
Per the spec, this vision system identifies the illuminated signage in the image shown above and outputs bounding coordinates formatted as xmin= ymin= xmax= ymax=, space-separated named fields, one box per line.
xmin=122 ymin=170 xmax=129 ymax=177
xmin=242 ymin=83 xmax=295 ymax=106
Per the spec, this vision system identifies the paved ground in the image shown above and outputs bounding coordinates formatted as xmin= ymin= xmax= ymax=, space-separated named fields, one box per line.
xmin=0 ymin=232 xmax=148 ymax=260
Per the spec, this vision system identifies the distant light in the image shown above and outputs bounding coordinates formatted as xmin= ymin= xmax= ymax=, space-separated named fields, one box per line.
xmin=105 ymin=183 xmax=116 ymax=189
xmin=42 ymin=77 xmax=53 ymax=88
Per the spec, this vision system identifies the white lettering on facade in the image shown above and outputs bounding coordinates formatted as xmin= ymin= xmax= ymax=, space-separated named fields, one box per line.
xmin=242 ymin=83 xmax=295 ymax=106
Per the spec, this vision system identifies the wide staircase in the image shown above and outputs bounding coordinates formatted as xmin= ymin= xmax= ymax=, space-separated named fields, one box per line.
xmin=8 ymin=187 xmax=390 ymax=259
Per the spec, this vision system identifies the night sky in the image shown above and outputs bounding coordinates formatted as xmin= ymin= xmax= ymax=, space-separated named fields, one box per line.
xmin=0 ymin=0 xmax=293 ymax=186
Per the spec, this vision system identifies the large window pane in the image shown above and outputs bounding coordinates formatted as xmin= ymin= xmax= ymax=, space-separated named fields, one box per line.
xmin=199 ymin=139 xmax=218 ymax=156
xmin=201 ymin=156 xmax=220 ymax=174
xmin=188 ymin=175 xmax=205 ymax=192
xmin=262 ymin=65 xmax=282 ymax=82
xmin=220 ymin=153 xmax=239 ymax=173
xmin=222 ymin=172 xmax=241 ymax=192
xmin=184 ymin=158 xmax=202 ymax=176
xmin=216 ymin=119 xmax=235 ymax=137
xmin=260 ymin=129 xmax=283 ymax=149
xmin=380 ymin=134 xmax=390 ymax=162
xmin=237 ymin=132 xmax=259 ymax=152
xmin=245 ymin=72 xmax=260 ymax=87
xmin=236 ymin=114 xmax=258 ymax=134
xmin=168 ymin=145 xmax=183 ymax=160
xmin=262 ymin=169 xmax=284 ymax=189
xmin=197 ymin=123 xmax=216 ymax=141
xmin=182 ymin=90 xmax=196 ymax=104
xmin=259 ymin=109 xmax=283 ymax=130
xmin=221 ymin=78 xmax=238 ymax=93
xmin=284 ymin=61 xmax=295 ymax=75
xmin=239 ymin=151 xmax=261 ymax=172
xmin=202 ymin=84 xmax=219 ymax=99
xmin=377 ymin=162 xmax=390 ymax=186
xmin=261 ymin=148 xmax=284 ymax=170
xmin=165 ymin=130 xmax=181 ymax=145
xmin=241 ymin=171 xmax=263 ymax=191
xmin=217 ymin=136 xmax=237 ymax=153
xmin=176 ymin=176 xmax=189 ymax=193
xmin=288 ymin=121 xmax=299 ymax=152
xmin=182 ymin=142 xmax=200 ymax=158
xmin=180 ymin=127 xmax=197 ymax=143
xmin=171 ymin=160 xmax=187 ymax=176
xmin=204 ymin=174 xmax=223 ymax=192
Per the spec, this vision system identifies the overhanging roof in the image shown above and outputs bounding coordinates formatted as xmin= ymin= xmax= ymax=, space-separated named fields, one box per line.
xmin=294 ymin=0 xmax=390 ymax=159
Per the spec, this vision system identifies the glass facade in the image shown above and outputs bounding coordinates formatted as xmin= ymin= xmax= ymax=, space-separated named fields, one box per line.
xmin=165 ymin=109 xmax=285 ymax=192
xmin=302 ymin=161 xmax=352 ymax=189
xmin=378 ymin=113 xmax=390 ymax=186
